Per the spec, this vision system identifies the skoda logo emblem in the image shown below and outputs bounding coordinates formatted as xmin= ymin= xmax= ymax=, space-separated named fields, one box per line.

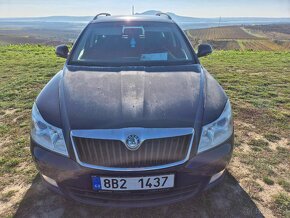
xmin=125 ymin=135 xmax=141 ymax=151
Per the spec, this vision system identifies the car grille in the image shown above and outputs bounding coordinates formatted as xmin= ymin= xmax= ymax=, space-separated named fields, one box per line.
xmin=72 ymin=134 xmax=192 ymax=168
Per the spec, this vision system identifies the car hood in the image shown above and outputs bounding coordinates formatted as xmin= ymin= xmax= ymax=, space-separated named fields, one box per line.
xmin=61 ymin=66 xmax=203 ymax=129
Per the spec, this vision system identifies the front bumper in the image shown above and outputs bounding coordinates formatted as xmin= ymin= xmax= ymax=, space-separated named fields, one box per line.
xmin=30 ymin=135 xmax=233 ymax=207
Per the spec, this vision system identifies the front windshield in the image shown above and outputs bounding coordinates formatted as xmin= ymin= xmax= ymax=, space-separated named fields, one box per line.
xmin=69 ymin=21 xmax=195 ymax=66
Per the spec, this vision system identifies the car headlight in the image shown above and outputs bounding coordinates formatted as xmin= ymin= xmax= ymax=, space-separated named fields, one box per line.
xmin=198 ymin=100 xmax=233 ymax=153
xmin=31 ymin=103 xmax=68 ymax=156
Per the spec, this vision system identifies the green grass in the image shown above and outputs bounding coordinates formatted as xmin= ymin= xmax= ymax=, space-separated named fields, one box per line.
xmin=0 ymin=45 xmax=289 ymax=217
xmin=1 ymin=190 xmax=16 ymax=202
xmin=201 ymin=51 xmax=290 ymax=136
xmin=0 ymin=45 xmax=64 ymax=190
xmin=249 ymin=139 xmax=269 ymax=151
xmin=263 ymin=177 xmax=275 ymax=185
xmin=264 ymin=133 xmax=281 ymax=142
xmin=201 ymin=50 xmax=289 ymax=217
xmin=278 ymin=180 xmax=290 ymax=192
xmin=273 ymin=193 xmax=290 ymax=217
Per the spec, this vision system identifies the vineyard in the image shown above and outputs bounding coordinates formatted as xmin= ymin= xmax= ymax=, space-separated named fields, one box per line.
xmin=245 ymin=24 xmax=290 ymax=35
xmin=186 ymin=25 xmax=290 ymax=51
xmin=238 ymin=40 xmax=285 ymax=51
xmin=282 ymin=41 xmax=290 ymax=49
xmin=205 ymin=40 xmax=240 ymax=50
xmin=187 ymin=26 xmax=257 ymax=40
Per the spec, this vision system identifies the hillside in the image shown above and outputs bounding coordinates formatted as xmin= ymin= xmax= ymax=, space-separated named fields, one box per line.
xmin=0 ymin=45 xmax=289 ymax=217
xmin=186 ymin=25 xmax=290 ymax=51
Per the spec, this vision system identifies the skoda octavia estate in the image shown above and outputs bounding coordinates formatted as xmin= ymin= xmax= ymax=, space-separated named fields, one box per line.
xmin=30 ymin=13 xmax=234 ymax=207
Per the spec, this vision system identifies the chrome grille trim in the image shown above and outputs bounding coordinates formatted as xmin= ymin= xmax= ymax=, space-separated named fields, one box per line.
xmin=70 ymin=128 xmax=194 ymax=172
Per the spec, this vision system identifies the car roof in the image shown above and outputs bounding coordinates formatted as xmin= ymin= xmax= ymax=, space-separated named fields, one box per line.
xmin=90 ymin=15 xmax=175 ymax=24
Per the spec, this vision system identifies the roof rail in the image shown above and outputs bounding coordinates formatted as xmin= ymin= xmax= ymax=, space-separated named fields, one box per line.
xmin=156 ymin=12 xmax=172 ymax=20
xmin=93 ymin=13 xmax=111 ymax=20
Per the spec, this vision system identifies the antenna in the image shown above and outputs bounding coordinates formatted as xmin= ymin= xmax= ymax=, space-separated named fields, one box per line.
xmin=132 ymin=5 xmax=135 ymax=15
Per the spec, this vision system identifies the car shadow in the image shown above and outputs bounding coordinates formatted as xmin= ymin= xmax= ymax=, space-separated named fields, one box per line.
xmin=14 ymin=172 xmax=264 ymax=218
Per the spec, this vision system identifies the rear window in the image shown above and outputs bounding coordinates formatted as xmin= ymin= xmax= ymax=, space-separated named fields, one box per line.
xmin=69 ymin=21 xmax=195 ymax=66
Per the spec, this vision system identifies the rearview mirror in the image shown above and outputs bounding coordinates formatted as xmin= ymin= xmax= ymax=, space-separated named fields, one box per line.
xmin=197 ymin=44 xmax=213 ymax=58
xmin=55 ymin=45 xmax=69 ymax=58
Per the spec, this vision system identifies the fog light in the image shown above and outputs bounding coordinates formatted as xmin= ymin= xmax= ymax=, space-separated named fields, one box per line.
xmin=42 ymin=174 xmax=58 ymax=187
xmin=209 ymin=169 xmax=225 ymax=184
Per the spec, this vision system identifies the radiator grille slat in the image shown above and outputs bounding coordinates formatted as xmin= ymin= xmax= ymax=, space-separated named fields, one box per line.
xmin=73 ymin=134 xmax=192 ymax=168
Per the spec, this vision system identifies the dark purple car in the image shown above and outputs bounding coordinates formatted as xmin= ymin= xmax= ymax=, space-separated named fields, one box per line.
xmin=30 ymin=13 xmax=234 ymax=207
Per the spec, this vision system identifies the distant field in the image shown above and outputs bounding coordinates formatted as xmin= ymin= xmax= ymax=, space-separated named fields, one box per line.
xmin=245 ymin=24 xmax=290 ymax=36
xmin=186 ymin=24 xmax=290 ymax=51
xmin=0 ymin=28 xmax=80 ymax=45
xmin=244 ymin=24 xmax=290 ymax=41
xmin=187 ymin=26 xmax=257 ymax=40
xmin=0 ymin=24 xmax=290 ymax=51
xmin=0 ymin=34 xmax=64 ymax=46
xmin=0 ymin=45 xmax=289 ymax=217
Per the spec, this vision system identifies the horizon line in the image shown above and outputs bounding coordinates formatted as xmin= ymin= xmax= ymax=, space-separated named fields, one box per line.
xmin=0 ymin=15 xmax=290 ymax=19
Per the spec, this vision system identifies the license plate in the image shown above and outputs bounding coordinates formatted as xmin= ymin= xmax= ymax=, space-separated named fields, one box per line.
xmin=92 ymin=174 xmax=174 ymax=191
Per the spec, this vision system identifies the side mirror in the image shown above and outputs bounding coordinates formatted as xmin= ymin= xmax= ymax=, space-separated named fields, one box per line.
xmin=197 ymin=44 xmax=213 ymax=58
xmin=55 ymin=45 xmax=69 ymax=58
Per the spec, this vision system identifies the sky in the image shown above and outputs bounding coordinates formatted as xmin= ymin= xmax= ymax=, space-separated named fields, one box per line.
xmin=0 ymin=0 xmax=289 ymax=18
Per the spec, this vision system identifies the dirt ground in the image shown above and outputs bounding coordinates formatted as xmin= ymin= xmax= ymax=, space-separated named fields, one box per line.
xmin=12 ymin=173 xmax=263 ymax=218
